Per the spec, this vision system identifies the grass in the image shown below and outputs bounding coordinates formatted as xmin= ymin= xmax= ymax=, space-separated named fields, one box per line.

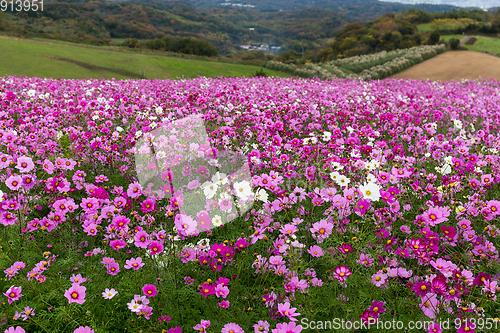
xmin=0 ymin=35 xmax=289 ymax=79
xmin=440 ymin=35 xmax=500 ymax=55
xmin=463 ymin=36 xmax=500 ymax=55
xmin=417 ymin=23 xmax=434 ymax=32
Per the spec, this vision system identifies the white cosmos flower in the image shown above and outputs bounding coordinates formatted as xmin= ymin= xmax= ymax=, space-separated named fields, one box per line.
xmin=336 ymin=175 xmax=350 ymax=187
xmin=202 ymin=181 xmax=218 ymax=199
xmin=211 ymin=172 xmax=228 ymax=185
xmin=233 ymin=180 xmax=253 ymax=200
xmin=255 ymin=188 xmax=269 ymax=203
xmin=322 ymin=131 xmax=332 ymax=142
xmin=116 ymin=126 xmax=124 ymax=132
xmin=330 ymin=171 xmax=340 ymax=181
xmin=366 ymin=173 xmax=377 ymax=184
xmin=211 ymin=215 xmax=223 ymax=227
xmin=436 ymin=164 xmax=452 ymax=175
xmin=359 ymin=182 xmax=381 ymax=201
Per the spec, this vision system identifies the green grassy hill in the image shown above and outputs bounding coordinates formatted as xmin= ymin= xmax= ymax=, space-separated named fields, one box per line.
xmin=442 ymin=35 xmax=500 ymax=55
xmin=0 ymin=36 xmax=289 ymax=79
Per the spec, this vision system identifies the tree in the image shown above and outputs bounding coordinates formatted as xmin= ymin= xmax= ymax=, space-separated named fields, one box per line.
xmin=449 ymin=38 xmax=460 ymax=50
xmin=428 ymin=31 xmax=440 ymax=44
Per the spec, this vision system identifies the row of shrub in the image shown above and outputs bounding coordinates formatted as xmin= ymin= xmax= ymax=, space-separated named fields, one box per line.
xmin=264 ymin=44 xmax=446 ymax=80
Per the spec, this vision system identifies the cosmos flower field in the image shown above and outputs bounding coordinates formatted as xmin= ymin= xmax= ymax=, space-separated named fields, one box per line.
xmin=0 ymin=76 xmax=500 ymax=333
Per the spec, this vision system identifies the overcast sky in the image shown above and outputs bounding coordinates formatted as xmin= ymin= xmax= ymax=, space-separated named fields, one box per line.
xmin=379 ymin=0 xmax=500 ymax=10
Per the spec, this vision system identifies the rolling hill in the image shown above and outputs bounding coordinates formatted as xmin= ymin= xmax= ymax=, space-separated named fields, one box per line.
xmin=0 ymin=36 xmax=289 ymax=79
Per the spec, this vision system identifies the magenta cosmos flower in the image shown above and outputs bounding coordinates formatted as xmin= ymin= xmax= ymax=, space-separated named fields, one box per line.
xmin=64 ymin=283 xmax=86 ymax=304
xmin=333 ymin=266 xmax=352 ymax=282
xmin=109 ymin=239 xmax=127 ymax=251
xmin=221 ymin=323 xmax=244 ymax=333
xmin=149 ymin=240 xmax=164 ymax=255
xmin=4 ymin=285 xmax=23 ymax=304
xmin=142 ymin=284 xmax=157 ymax=297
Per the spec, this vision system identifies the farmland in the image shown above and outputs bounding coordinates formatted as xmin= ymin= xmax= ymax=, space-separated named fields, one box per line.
xmin=390 ymin=50 xmax=500 ymax=81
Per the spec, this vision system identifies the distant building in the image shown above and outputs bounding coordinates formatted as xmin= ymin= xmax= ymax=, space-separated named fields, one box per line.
xmin=220 ymin=2 xmax=256 ymax=8
xmin=239 ymin=45 xmax=252 ymax=50
xmin=249 ymin=28 xmax=255 ymax=31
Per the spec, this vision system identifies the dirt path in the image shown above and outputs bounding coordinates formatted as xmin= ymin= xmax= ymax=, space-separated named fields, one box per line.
xmin=390 ymin=51 xmax=500 ymax=81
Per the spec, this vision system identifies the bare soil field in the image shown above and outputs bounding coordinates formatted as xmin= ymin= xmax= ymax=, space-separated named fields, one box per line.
xmin=390 ymin=51 xmax=500 ymax=81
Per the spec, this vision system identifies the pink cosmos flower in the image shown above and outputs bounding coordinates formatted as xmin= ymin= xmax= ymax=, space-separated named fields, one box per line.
xmin=307 ymin=245 xmax=324 ymax=258
xmin=214 ymin=284 xmax=230 ymax=299
xmin=143 ymin=284 xmax=157 ymax=297
xmin=194 ymin=320 xmax=211 ymax=332
xmin=109 ymin=239 xmax=127 ymax=251
xmin=64 ymin=283 xmax=86 ymax=304
xmin=6 ymin=176 xmax=22 ymax=191
xmin=149 ymin=240 xmax=164 ymax=255
xmin=4 ymin=327 xmax=25 ymax=333
xmin=357 ymin=253 xmax=373 ymax=267
xmin=220 ymin=197 xmax=232 ymax=211
xmin=174 ymin=214 xmax=198 ymax=236
xmin=4 ymin=326 xmax=26 ymax=333
xmin=101 ymin=257 xmax=115 ymax=265
xmin=427 ymin=323 xmax=443 ymax=333
xmin=124 ymin=257 xmax=145 ymax=270
xmin=253 ymin=321 xmax=270 ymax=333
xmin=180 ymin=248 xmax=197 ymax=263
xmin=309 ymin=219 xmax=333 ymax=243
xmin=420 ymin=293 xmax=439 ymax=319
xmin=221 ymin=323 xmax=244 ymax=333
xmin=95 ymin=175 xmax=108 ymax=183
xmin=355 ymin=199 xmax=371 ymax=216
xmin=4 ymin=285 xmax=23 ymax=304
xmin=127 ymin=182 xmax=142 ymax=198
xmin=83 ymin=223 xmax=98 ymax=236
xmin=16 ymin=156 xmax=34 ymax=173
xmin=333 ymin=265 xmax=352 ymax=282
xmin=73 ymin=327 xmax=94 ymax=333
xmin=106 ymin=262 xmax=120 ymax=275
xmin=371 ymin=272 xmax=388 ymax=287
xmin=141 ymin=197 xmax=156 ymax=214
xmin=112 ymin=215 xmax=130 ymax=230
xmin=219 ymin=300 xmax=230 ymax=308
xmin=134 ymin=230 xmax=150 ymax=248
xmin=422 ymin=207 xmax=450 ymax=226
xmin=70 ymin=274 xmax=87 ymax=284
xmin=127 ymin=299 xmax=144 ymax=313
xmin=102 ymin=288 xmax=118 ymax=299
xmin=271 ymin=322 xmax=302 ymax=333
xmin=277 ymin=302 xmax=300 ymax=321
xmin=0 ymin=211 xmax=17 ymax=226
xmin=80 ymin=198 xmax=99 ymax=213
